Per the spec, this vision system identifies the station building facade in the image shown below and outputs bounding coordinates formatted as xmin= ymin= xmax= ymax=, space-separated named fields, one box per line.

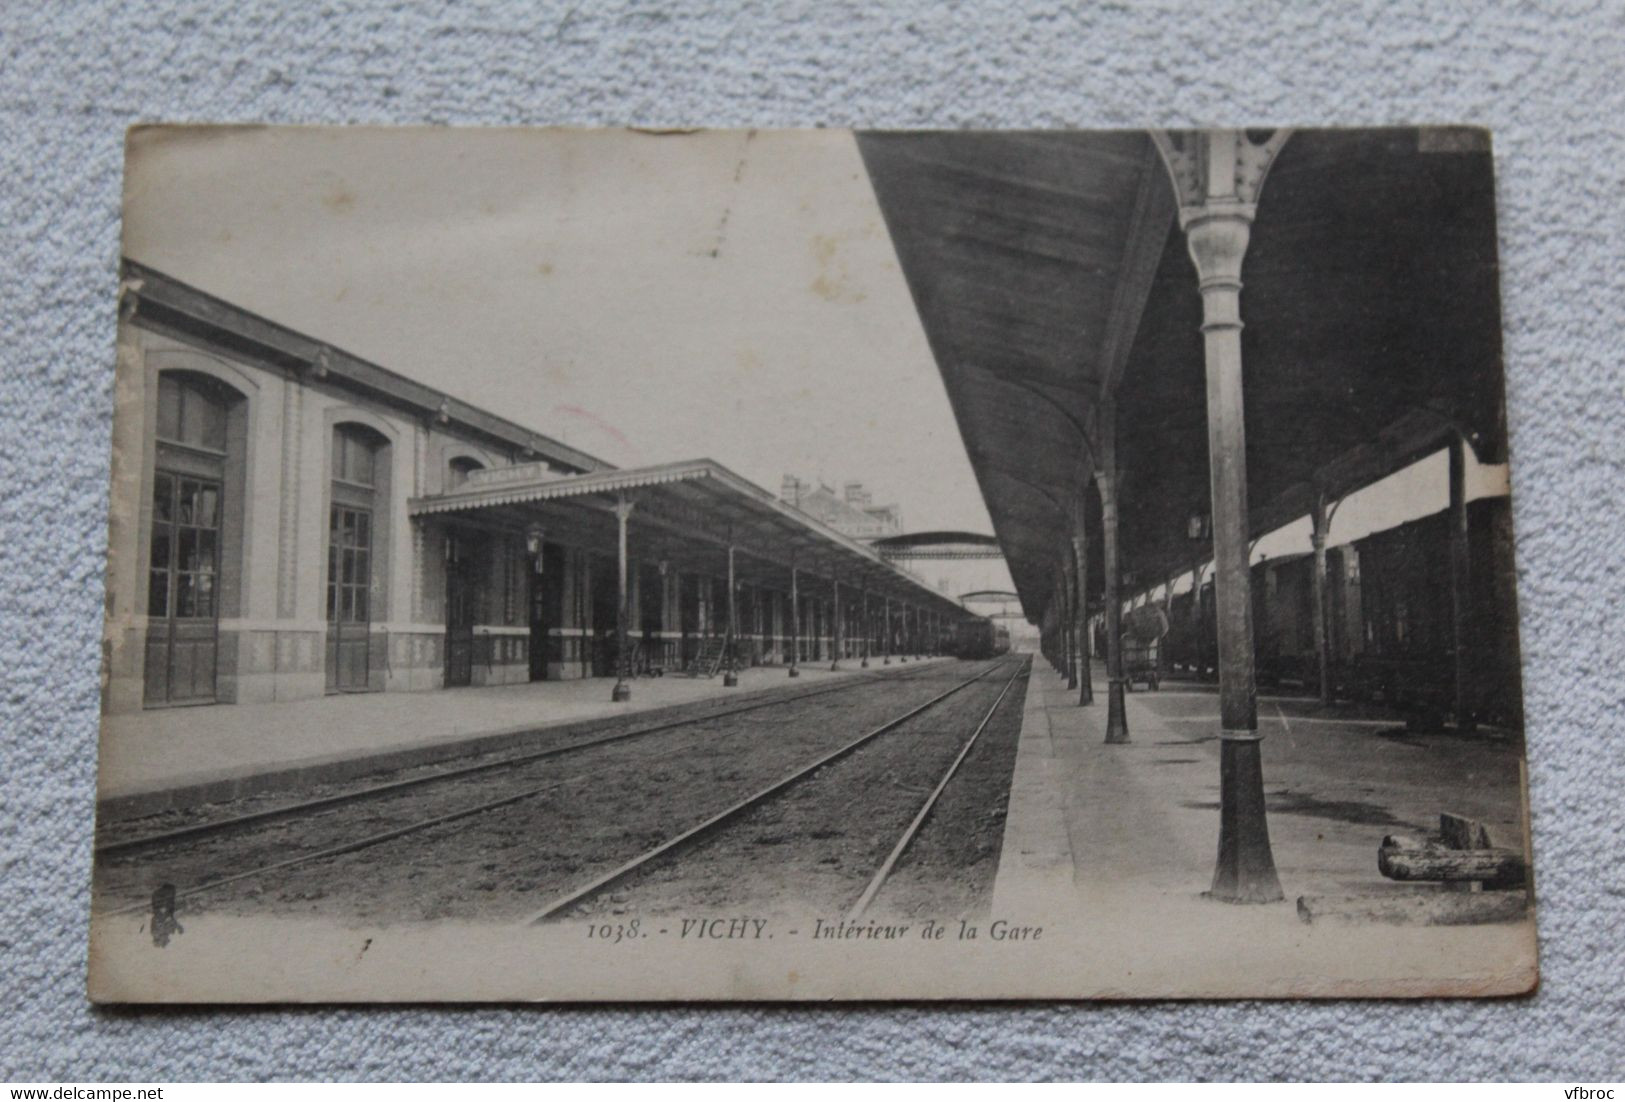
xmin=777 ymin=476 xmax=903 ymax=541
xmin=104 ymin=262 xmax=962 ymax=715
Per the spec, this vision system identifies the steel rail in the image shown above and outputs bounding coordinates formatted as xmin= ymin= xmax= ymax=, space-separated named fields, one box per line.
xmin=96 ymin=772 xmax=593 ymax=918
xmin=96 ymin=660 xmax=950 ymax=859
xmin=520 ymin=658 xmax=1014 ymax=926
xmin=845 ymin=656 xmax=1029 ymax=920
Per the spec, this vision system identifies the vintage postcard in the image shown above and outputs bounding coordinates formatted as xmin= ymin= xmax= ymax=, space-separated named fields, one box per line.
xmin=89 ymin=125 xmax=1536 ymax=1002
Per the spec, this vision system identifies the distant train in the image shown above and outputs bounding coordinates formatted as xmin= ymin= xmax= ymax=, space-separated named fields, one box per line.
xmin=952 ymin=617 xmax=1010 ymax=659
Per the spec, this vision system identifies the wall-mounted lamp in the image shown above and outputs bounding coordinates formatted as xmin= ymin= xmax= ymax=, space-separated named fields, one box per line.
xmin=1187 ymin=511 xmax=1211 ymax=541
xmin=525 ymin=523 xmax=546 ymax=574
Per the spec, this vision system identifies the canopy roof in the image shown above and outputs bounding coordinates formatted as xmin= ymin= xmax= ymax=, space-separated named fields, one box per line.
xmin=410 ymin=458 xmax=968 ymax=616
xmin=858 ymin=128 xmax=1506 ymax=624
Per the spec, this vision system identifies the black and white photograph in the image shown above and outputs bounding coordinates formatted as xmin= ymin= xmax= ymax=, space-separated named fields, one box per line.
xmin=87 ymin=124 xmax=1536 ymax=1002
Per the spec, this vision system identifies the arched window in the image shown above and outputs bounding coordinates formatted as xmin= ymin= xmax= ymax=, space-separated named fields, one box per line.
xmin=146 ymin=371 xmax=245 ymax=707
xmin=327 ymin=423 xmax=391 ymax=693
xmin=332 ymin=425 xmax=380 ymax=488
xmin=447 ymin=455 xmax=484 ymax=490
xmin=156 ymin=371 xmax=230 ymax=453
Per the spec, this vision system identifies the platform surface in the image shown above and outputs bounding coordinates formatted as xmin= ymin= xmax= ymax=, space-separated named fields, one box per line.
xmin=98 ymin=657 xmax=949 ymax=810
xmin=991 ymin=660 xmax=1535 ymax=995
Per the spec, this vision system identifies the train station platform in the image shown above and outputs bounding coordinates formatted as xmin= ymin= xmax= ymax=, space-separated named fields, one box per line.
xmin=992 ymin=661 xmax=1536 ymax=996
xmin=98 ymin=658 xmax=952 ymax=819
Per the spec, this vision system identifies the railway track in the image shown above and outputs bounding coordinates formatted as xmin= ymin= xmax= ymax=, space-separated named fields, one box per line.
xmin=95 ymin=659 xmax=950 ymax=859
xmin=522 ymin=655 xmax=1029 ymax=925
xmin=91 ymin=658 xmax=988 ymax=920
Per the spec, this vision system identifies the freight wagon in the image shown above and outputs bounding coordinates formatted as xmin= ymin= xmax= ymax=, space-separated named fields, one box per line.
xmin=1162 ymin=497 xmax=1522 ymax=728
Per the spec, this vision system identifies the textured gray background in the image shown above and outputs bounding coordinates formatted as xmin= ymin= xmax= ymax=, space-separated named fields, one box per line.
xmin=3 ymin=0 xmax=1622 ymax=1082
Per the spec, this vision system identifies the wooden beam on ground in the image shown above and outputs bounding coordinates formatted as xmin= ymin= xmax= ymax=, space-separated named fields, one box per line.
xmin=1377 ymin=841 xmax=1527 ymax=886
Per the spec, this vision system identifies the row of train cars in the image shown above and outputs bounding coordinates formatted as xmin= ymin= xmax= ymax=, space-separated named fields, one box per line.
xmin=1116 ymin=497 xmax=1524 ymax=731
xmin=958 ymin=499 xmax=1521 ymax=731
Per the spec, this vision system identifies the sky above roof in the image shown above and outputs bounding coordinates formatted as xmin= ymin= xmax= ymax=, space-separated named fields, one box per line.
xmin=122 ymin=125 xmax=1002 ymax=546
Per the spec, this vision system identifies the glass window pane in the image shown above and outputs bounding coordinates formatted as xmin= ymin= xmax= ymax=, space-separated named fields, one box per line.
xmin=354 ymin=511 xmax=369 ymax=547
xmin=152 ymin=473 xmax=173 ymax=522
xmin=326 ymin=580 xmax=336 ymax=621
xmin=194 ymin=529 xmax=217 ymax=570
xmin=176 ymin=573 xmax=195 ymax=618
xmin=148 ymin=569 xmax=168 ymax=617
xmin=149 ymin=528 xmax=170 ymax=570
xmin=194 ymin=572 xmax=215 ymax=618
xmin=156 ymin=376 xmax=181 ymax=442
xmin=195 ymin=393 xmax=227 ymax=451
xmin=352 ymin=588 xmax=368 ymax=623
xmin=179 ymin=390 xmax=200 ymax=447
xmin=196 ymin=486 xmax=219 ymax=529
xmin=354 ymin=550 xmax=369 ymax=586
xmin=178 ymin=530 xmax=197 ymax=572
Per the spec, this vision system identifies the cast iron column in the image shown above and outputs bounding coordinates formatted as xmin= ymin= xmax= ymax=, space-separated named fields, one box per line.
xmin=1448 ymin=434 xmax=1476 ymax=732
xmin=1073 ymin=526 xmax=1094 ymax=705
xmin=1061 ymin=562 xmax=1077 ymax=690
xmin=788 ymin=554 xmax=800 ymax=678
xmin=1310 ymin=489 xmax=1335 ymax=706
xmin=830 ymin=572 xmax=843 ymax=671
xmin=611 ymin=495 xmax=634 ymax=703
xmin=860 ymin=581 xmax=870 ymax=667
xmin=1096 ymin=410 xmax=1128 ymax=742
xmin=1154 ymin=127 xmax=1288 ymax=903
xmin=723 ymin=542 xmax=739 ymax=687
xmin=1190 ymin=559 xmax=1208 ymax=677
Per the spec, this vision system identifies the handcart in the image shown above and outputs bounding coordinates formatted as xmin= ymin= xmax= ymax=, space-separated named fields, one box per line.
xmin=1121 ymin=604 xmax=1170 ymax=691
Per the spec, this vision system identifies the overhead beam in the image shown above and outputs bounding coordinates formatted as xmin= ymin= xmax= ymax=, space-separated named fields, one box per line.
xmin=1095 ymin=141 xmax=1178 ymax=410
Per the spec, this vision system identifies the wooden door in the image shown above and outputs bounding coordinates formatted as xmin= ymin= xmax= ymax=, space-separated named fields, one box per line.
xmin=590 ymin=552 xmax=618 ymax=677
xmin=528 ymin=558 xmax=549 ymax=682
xmin=444 ymin=537 xmax=476 ymax=688
xmin=144 ymin=472 xmax=221 ymax=706
xmin=326 ymin=504 xmax=373 ymax=692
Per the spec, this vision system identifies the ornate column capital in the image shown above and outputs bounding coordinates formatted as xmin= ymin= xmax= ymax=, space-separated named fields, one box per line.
xmin=1149 ymin=128 xmax=1292 ymax=215
xmin=1150 ymin=129 xmax=1291 ymax=336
